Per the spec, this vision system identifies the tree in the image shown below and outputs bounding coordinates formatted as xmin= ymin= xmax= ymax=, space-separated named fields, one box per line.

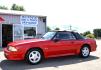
xmin=83 ymin=31 xmax=91 ymax=36
xmin=93 ymin=29 xmax=101 ymax=39
xmin=19 ymin=6 xmax=25 ymax=11
xmin=55 ymin=27 xmax=60 ymax=30
xmin=11 ymin=4 xmax=25 ymax=11
xmin=0 ymin=6 xmax=8 ymax=10
xmin=47 ymin=26 xmax=51 ymax=32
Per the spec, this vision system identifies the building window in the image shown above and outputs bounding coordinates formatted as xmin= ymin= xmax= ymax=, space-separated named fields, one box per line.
xmin=43 ymin=18 xmax=46 ymax=23
xmin=13 ymin=24 xmax=23 ymax=41
xmin=24 ymin=27 xmax=36 ymax=39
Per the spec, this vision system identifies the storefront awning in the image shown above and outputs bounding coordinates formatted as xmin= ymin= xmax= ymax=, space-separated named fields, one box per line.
xmin=0 ymin=17 xmax=5 ymax=22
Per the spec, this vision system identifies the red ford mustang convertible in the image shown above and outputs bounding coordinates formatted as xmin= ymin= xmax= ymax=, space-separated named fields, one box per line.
xmin=4 ymin=31 xmax=97 ymax=65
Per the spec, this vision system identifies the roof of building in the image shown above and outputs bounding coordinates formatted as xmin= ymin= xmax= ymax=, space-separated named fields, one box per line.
xmin=0 ymin=9 xmax=46 ymax=17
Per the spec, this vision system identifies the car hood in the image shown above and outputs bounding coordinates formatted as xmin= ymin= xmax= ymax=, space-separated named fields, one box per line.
xmin=8 ymin=39 xmax=45 ymax=46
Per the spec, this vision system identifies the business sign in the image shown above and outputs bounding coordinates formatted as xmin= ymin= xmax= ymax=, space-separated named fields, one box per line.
xmin=20 ymin=16 xmax=38 ymax=25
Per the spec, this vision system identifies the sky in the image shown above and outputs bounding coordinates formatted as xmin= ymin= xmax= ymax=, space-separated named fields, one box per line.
xmin=0 ymin=0 xmax=101 ymax=33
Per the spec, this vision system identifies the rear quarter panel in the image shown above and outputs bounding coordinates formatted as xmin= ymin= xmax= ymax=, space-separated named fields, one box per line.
xmin=75 ymin=39 xmax=97 ymax=54
xmin=84 ymin=39 xmax=97 ymax=52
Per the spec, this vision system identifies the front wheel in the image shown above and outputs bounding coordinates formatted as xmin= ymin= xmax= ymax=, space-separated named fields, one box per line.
xmin=80 ymin=46 xmax=90 ymax=58
xmin=25 ymin=49 xmax=43 ymax=65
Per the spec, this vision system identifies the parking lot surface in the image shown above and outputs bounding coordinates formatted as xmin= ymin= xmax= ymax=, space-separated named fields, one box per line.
xmin=0 ymin=40 xmax=101 ymax=70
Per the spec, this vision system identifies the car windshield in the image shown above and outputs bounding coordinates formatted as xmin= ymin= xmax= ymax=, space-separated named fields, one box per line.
xmin=41 ymin=32 xmax=56 ymax=40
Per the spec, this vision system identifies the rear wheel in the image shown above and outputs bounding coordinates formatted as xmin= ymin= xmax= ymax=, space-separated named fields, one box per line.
xmin=25 ymin=49 xmax=43 ymax=65
xmin=80 ymin=46 xmax=90 ymax=58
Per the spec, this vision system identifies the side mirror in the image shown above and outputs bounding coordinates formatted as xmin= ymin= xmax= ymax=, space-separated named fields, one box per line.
xmin=53 ymin=38 xmax=60 ymax=42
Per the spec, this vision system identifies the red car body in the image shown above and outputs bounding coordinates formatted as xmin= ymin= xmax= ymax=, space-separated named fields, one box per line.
xmin=4 ymin=31 xmax=97 ymax=61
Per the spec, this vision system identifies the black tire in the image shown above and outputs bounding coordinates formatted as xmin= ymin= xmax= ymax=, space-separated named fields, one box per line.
xmin=80 ymin=46 xmax=90 ymax=58
xmin=25 ymin=49 xmax=43 ymax=65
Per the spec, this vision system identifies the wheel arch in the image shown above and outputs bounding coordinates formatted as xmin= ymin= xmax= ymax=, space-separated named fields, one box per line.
xmin=24 ymin=47 xmax=45 ymax=59
xmin=81 ymin=44 xmax=91 ymax=52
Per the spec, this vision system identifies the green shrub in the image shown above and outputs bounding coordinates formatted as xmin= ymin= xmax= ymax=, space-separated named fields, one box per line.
xmin=86 ymin=34 xmax=95 ymax=39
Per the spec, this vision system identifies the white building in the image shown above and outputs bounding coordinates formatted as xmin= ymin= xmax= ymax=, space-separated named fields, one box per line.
xmin=0 ymin=10 xmax=47 ymax=47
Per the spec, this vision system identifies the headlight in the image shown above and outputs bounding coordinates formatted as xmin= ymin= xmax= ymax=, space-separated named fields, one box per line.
xmin=8 ymin=46 xmax=17 ymax=51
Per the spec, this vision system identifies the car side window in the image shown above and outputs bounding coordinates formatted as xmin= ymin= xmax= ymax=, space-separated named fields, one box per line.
xmin=55 ymin=32 xmax=76 ymax=40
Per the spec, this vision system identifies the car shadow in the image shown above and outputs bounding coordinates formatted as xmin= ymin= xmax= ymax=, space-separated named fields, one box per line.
xmin=0 ymin=55 xmax=99 ymax=70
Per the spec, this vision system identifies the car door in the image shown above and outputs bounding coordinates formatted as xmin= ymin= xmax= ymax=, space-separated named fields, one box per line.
xmin=70 ymin=32 xmax=85 ymax=53
xmin=46 ymin=32 xmax=77 ymax=57
xmin=54 ymin=32 xmax=77 ymax=55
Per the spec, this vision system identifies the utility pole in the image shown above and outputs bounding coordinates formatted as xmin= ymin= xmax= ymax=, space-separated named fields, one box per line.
xmin=69 ymin=25 xmax=72 ymax=30
xmin=68 ymin=25 xmax=77 ymax=31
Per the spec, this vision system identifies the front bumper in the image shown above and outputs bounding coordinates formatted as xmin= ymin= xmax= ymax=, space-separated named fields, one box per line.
xmin=4 ymin=48 xmax=24 ymax=60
